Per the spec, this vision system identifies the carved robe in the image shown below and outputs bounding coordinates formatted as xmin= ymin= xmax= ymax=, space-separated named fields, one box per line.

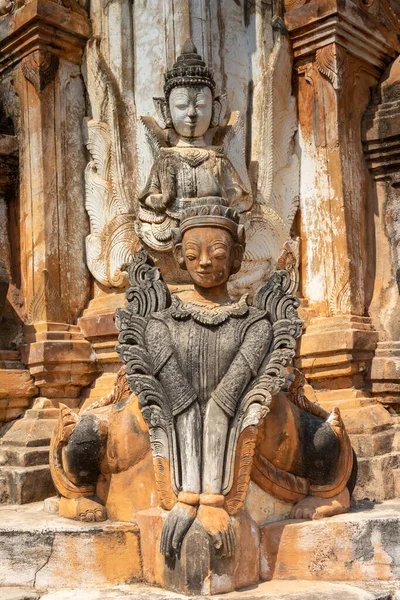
xmin=137 ymin=147 xmax=251 ymax=251
xmin=144 ymin=295 xmax=272 ymax=418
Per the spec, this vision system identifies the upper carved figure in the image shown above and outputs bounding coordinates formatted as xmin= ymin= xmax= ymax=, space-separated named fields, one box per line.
xmin=136 ymin=40 xmax=252 ymax=253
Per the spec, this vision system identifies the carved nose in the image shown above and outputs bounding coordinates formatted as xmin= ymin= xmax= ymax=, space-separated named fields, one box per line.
xmin=199 ymin=256 xmax=211 ymax=268
xmin=187 ymin=106 xmax=197 ymax=118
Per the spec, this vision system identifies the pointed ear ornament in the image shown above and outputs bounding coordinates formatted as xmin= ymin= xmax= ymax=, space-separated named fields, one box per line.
xmin=153 ymin=97 xmax=172 ymax=129
xmin=211 ymin=94 xmax=227 ymax=128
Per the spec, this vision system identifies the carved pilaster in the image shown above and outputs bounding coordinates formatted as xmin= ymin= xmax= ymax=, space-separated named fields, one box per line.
xmin=286 ymin=0 xmax=399 ymax=392
xmin=363 ymin=56 xmax=400 ymax=406
xmin=0 ymin=0 xmax=96 ymax=405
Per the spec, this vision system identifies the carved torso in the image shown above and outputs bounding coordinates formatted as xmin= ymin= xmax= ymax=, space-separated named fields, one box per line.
xmin=145 ymin=295 xmax=271 ymax=417
xmin=137 ymin=147 xmax=251 ymax=251
xmin=139 ymin=146 xmax=249 ymax=217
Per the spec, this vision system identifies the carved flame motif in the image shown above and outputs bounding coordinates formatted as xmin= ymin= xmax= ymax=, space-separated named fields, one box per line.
xmin=21 ymin=51 xmax=59 ymax=94
xmin=316 ymin=43 xmax=348 ymax=91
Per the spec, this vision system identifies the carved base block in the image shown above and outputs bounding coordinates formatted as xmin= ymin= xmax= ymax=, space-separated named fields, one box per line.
xmin=0 ymin=502 xmax=142 ymax=591
xmin=0 ymin=369 xmax=38 ymax=423
xmin=260 ymin=499 xmax=400 ymax=583
xmin=297 ymin=316 xmax=379 ymax=389
xmin=136 ymin=507 xmax=260 ymax=595
xmin=0 ymin=402 xmax=60 ymax=504
xmin=21 ymin=322 xmax=98 ymax=398
xmin=79 ymin=296 xmax=124 ymax=404
xmin=370 ymin=341 xmax=400 ymax=404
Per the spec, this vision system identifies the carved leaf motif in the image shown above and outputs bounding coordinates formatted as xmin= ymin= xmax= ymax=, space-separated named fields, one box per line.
xmin=329 ymin=271 xmax=351 ymax=315
xmin=316 ymin=43 xmax=348 ymax=91
xmin=83 ymin=38 xmax=137 ymax=288
xmin=27 ymin=269 xmax=67 ymax=324
xmin=22 ymin=51 xmax=59 ymax=94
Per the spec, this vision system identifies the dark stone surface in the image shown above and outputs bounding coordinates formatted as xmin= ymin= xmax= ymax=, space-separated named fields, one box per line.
xmin=0 ymin=259 xmax=9 ymax=322
xmin=63 ymin=415 xmax=101 ymax=486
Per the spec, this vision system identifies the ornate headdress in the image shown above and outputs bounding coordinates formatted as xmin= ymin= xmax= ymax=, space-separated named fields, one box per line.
xmin=178 ymin=197 xmax=245 ymax=245
xmin=164 ymin=39 xmax=216 ymax=99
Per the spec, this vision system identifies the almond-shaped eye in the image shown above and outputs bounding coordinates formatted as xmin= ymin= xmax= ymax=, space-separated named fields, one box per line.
xmin=212 ymin=250 xmax=227 ymax=260
xmin=185 ymin=253 xmax=197 ymax=261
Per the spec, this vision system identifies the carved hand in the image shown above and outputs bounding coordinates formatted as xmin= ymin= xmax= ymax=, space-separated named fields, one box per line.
xmin=145 ymin=194 xmax=168 ymax=213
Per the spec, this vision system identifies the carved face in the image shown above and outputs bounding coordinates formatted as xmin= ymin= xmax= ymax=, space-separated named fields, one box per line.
xmin=169 ymin=86 xmax=213 ymax=138
xmin=181 ymin=227 xmax=240 ymax=288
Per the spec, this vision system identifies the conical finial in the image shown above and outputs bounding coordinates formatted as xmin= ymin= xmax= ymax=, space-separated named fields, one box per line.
xmin=181 ymin=39 xmax=197 ymax=55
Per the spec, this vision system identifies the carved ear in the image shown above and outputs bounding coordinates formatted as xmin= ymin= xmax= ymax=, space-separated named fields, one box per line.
xmin=232 ymin=243 xmax=244 ymax=274
xmin=211 ymin=94 xmax=228 ymax=127
xmin=171 ymin=228 xmax=186 ymax=270
xmin=153 ymin=97 xmax=172 ymax=129
xmin=173 ymin=245 xmax=187 ymax=271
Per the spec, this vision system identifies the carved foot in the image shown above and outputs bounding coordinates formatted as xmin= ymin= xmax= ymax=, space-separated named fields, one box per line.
xmin=59 ymin=496 xmax=107 ymax=522
xmin=290 ymin=488 xmax=350 ymax=520
xmin=160 ymin=498 xmax=198 ymax=557
xmin=198 ymin=495 xmax=236 ymax=558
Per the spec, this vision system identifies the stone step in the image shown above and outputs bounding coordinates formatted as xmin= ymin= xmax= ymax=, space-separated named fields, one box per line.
xmin=350 ymin=428 xmax=395 ymax=458
xmin=260 ymin=499 xmax=400 ymax=583
xmin=0 ymin=589 xmax=39 ymax=600
xmin=23 ymin=408 xmax=61 ymax=420
xmin=0 ymin=503 xmax=141 ymax=591
xmin=0 ymin=501 xmax=400 ymax=596
xmin=35 ymin=582 xmax=394 ymax=599
xmin=0 ymin=418 xmax=56 ymax=447
xmin=0 ymin=445 xmax=49 ymax=467
xmin=0 ymin=465 xmax=54 ymax=504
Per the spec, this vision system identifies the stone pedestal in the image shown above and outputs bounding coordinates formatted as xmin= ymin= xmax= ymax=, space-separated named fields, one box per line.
xmin=0 ymin=351 xmax=37 ymax=423
xmin=298 ymin=316 xmax=379 ymax=390
xmin=2 ymin=499 xmax=400 ymax=596
xmin=136 ymin=507 xmax=260 ymax=596
xmin=78 ymin=292 xmax=126 ymax=406
xmin=21 ymin=322 xmax=98 ymax=408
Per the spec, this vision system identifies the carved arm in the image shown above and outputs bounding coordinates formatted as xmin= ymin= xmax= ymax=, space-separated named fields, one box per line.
xmin=144 ymin=318 xmax=198 ymax=416
xmin=210 ymin=318 xmax=272 ymax=417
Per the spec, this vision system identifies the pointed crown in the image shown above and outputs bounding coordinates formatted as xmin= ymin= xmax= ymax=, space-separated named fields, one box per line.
xmin=164 ymin=39 xmax=216 ymax=98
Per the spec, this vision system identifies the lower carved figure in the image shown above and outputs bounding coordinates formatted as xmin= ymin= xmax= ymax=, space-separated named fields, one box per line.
xmin=50 ymin=198 xmax=356 ymax=563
